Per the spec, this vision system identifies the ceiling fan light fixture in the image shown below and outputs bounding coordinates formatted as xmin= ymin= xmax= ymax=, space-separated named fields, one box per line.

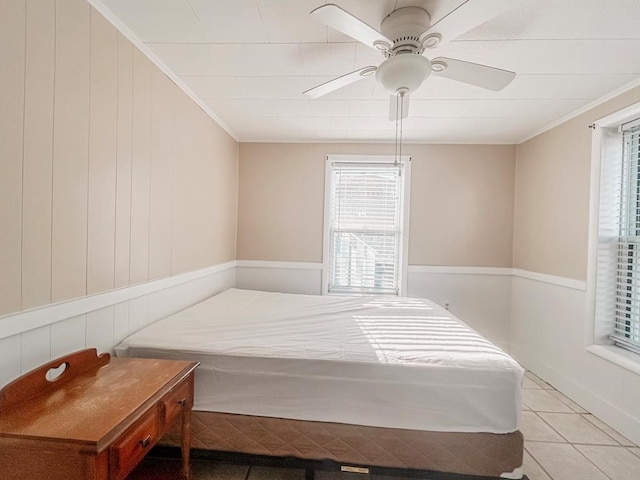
xmin=375 ymin=54 xmax=431 ymax=94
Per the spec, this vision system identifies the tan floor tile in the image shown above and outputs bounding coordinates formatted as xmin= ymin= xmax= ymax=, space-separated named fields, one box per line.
xmin=538 ymin=413 xmax=618 ymax=445
xmin=575 ymin=445 xmax=640 ymax=480
xmin=523 ymin=376 xmax=543 ymax=389
xmin=525 ymin=442 xmax=609 ymax=480
xmin=548 ymin=390 xmax=588 ymax=414
xmin=521 ymin=411 xmax=566 ymax=442
xmin=522 ymin=389 xmax=573 ymax=413
xmin=522 ymin=401 xmax=532 ymax=411
xmin=581 ymin=414 xmax=637 ymax=447
xmin=629 ymin=447 xmax=640 ymax=458
xmin=249 ymin=466 xmax=305 ymax=480
xmin=525 ymin=372 xmax=554 ymax=390
xmin=522 ymin=450 xmax=551 ymax=480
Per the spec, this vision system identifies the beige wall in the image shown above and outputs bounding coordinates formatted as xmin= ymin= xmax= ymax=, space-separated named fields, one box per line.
xmin=238 ymin=143 xmax=516 ymax=267
xmin=0 ymin=0 xmax=238 ymax=316
xmin=514 ymin=86 xmax=640 ymax=281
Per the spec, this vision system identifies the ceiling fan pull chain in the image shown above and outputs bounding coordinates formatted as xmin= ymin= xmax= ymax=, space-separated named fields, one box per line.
xmin=398 ymin=92 xmax=404 ymax=170
xmin=394 ymin=94 xmax=400 ymax=167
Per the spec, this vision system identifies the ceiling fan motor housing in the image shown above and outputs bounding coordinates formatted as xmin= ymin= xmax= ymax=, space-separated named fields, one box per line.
xmin=380 ymin=6 xmax=431 ymax=55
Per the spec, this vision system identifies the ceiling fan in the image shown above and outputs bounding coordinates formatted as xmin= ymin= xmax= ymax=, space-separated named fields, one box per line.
xmin=303 ymin=1 xmax=518 ymax=120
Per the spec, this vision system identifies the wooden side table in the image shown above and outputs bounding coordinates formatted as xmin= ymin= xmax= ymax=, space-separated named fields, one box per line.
xmin=0 ymin=349 xmax=199 ymax=480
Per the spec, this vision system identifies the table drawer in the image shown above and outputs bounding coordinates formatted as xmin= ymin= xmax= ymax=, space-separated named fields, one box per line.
xmin=161 ymin=378 xmax=191 ymax=427
xmin=110 ymin=408 xmax=159 ymax=480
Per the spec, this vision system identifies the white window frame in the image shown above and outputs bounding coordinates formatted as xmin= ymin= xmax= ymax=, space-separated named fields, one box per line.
xmin=587 ymin=101 xmax=640 ymax=373
xmin=321 ymin=154 xmax=411 ymax=296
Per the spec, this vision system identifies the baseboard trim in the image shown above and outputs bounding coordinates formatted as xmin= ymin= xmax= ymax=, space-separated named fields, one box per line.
xmin=0 ymin=261 xmax=236 ymax=340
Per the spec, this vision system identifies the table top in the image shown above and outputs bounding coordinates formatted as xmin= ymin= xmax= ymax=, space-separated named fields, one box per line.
xmin=0 ymin=353 xmax=197 ymax=447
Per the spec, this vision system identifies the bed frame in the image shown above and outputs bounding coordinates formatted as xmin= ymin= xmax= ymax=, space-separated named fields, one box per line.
xmin=159 ymin=411 xmax=526 ymax=480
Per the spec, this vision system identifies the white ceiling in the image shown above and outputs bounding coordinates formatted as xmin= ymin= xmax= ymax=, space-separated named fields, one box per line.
xmin=96 ymin=0 xmax=640 ymax=144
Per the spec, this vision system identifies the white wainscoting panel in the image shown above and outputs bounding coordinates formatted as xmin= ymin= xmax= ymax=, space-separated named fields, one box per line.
xmin=236 ymin=261 xmax=323 ymax=295
xmin=113 ymin=302 xmax=131 ymax=346
xmin=86 ymin=306 xmax=116 ymax=355
xmin=510 ymin=275 xmax=640 ymax=446
xmin=128 ymin=295 xmax=150 ymax=333
xmin=50 ymin=314 xmax=87 ymax=359
xmin=0 ymin=335 xmax=22 ymax=390
xmin=407 ymin=267 xmax=513 ymax=351
xmin=20 ymin=325 xmax=52 ymax=375
xmin=0 ymin=262 xmax=236 ymax=389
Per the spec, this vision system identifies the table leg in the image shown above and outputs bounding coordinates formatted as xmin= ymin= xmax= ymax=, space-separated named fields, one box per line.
xmin=181 ymin=406 xmax=192 ymax=480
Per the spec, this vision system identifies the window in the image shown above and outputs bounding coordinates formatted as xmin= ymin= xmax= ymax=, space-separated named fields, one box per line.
xmin=593 ymin=114 xmax=640 ymax=355
xmin=612 ymin=119 xmax=640 ymax=353
xmin=322 ymin=155 xmax=410 ymax=296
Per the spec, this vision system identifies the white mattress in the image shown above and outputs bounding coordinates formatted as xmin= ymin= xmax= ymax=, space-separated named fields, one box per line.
xmin=115 ymin=288 xmax=523 ymax=433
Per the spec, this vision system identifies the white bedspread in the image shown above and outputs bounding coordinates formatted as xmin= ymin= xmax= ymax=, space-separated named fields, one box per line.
xmin=115 ymin=288 xmax=523 ymax=433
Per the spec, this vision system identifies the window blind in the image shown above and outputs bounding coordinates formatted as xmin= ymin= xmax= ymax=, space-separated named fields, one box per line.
xmin=610 ymin=120 xmax=640 ymax=354
xmin=327 ymin=162 xmax=403 ymax=295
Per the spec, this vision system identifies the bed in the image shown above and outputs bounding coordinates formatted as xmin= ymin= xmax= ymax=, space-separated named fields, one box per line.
xmin=115 ymin=288 xmax=525 ymax=479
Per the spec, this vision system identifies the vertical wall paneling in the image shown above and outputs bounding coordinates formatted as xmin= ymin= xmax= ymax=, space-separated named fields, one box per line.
xmin=114 ymin=34 xmax=133 ymax=288
xmin=210 ymin=127 xmax=239 ymax=263
xmin=130 ymin=49 xmax=152 ymax=284
xmin=149 ymin=70 xmax=174 ymax=279
xmin=0 ymin=0 xmax=26 ymax=314
xmin=196 ymin=106 xmax=218 ymax=268
xmin=87 ymin=8 xmax=118 ymax=294
xmin=51 ymin=0 xmax=91 ymax=302
xmin=22 ymin=0 xmax=55 ymax=310
xmin=172 ymin=90 xmax=218 ymax=273
xmin=0 ymin=1 xmax=240 ymax=390
xmin=171 ymin=90 xmax=192 ymax=274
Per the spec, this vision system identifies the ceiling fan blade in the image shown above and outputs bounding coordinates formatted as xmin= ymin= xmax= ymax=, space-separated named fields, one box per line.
xmin=311 ymin=4 xmax=392 ymax=50
xmin=303 ymin=66 xmax=377 ymax=99
xmin=420 ymin=0 xmax=516 ymax=48
xmin=389 ymin=94 xmax=410 ymax=121
xmin=431 ymin=57 xmax=515 ymax=91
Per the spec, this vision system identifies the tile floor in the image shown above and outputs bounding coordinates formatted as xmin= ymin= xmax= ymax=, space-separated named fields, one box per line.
xmin=129 ymin=372 xmax=640 ymax=480
xmin=520 ymin=372 xmax=639 ymax=480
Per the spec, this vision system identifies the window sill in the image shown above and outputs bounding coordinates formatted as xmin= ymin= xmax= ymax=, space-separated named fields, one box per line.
xmin=587 ymin=344 xmax=640 ymax=376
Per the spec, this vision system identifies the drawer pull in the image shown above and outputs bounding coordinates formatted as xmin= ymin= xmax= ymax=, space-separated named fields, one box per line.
xmin=138 ymin=435 xmax=151 ymax=449
xmin=177 ymin=398 xmax=187 ymax=407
